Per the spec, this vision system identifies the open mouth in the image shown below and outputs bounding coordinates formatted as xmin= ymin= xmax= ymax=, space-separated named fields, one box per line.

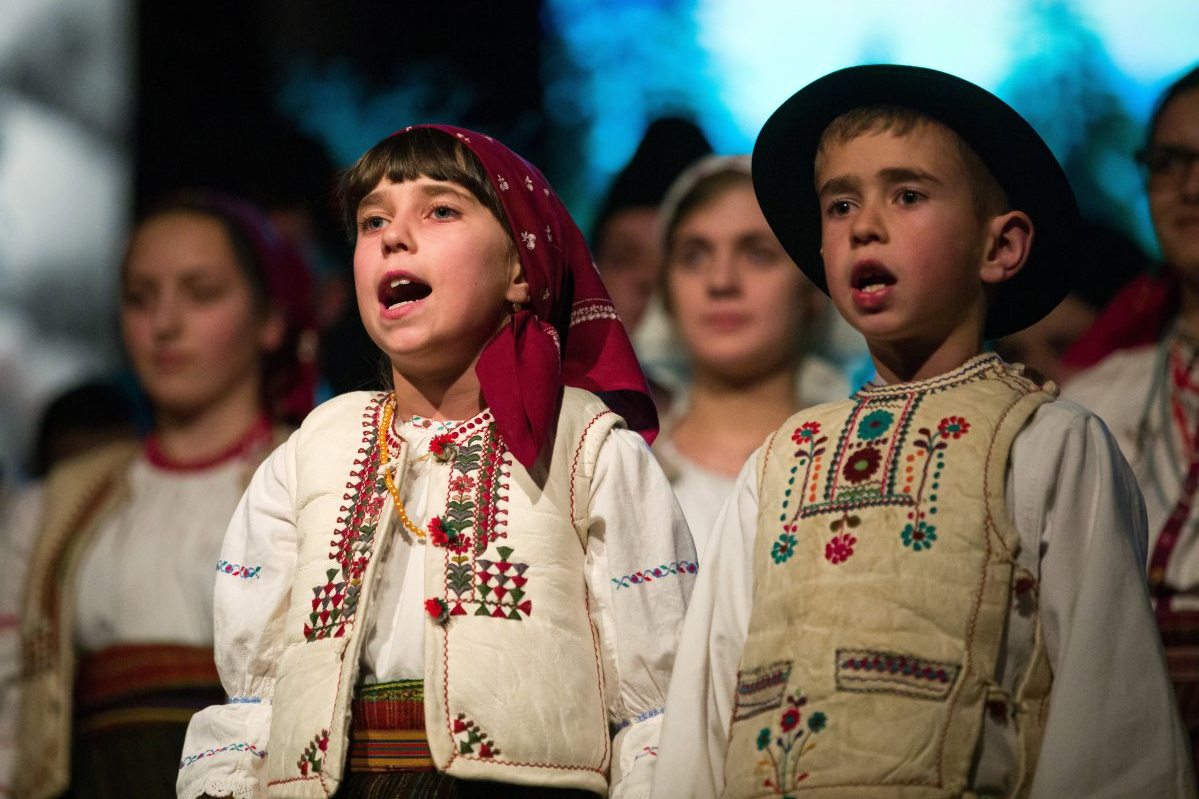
xmin=851 ymin=262 xmax=896 ymax=294
xmin=378 ymin=275 xmax=432 ymax=309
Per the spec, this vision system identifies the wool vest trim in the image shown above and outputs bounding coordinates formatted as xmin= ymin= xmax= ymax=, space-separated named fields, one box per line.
xmin=265 ymin=389 xmax=620 ymax=797
xmin=723 ymin=355 xmax=1054 ymax=799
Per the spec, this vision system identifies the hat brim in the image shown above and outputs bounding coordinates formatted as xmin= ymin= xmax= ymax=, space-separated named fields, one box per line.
xmin=751 ymin=64 xmax=1079 ymax=340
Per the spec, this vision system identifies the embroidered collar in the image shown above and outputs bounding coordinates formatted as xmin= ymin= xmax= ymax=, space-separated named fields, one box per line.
xmin=385 ymin=404 xmax=495 ymax=452
xmin=144 ymin=415 xmax=273 ymax=472
xmin=855 ymin=353 xmax=1004 ymax=401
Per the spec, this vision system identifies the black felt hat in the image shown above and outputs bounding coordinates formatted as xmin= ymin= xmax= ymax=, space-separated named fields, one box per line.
xmin=591 ymin=116 xmax=713 ymax=247
xmin=752 ymin=64 xmax=1080 ymax=339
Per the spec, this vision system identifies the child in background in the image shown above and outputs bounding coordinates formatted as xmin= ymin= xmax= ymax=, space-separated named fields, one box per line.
xmin=653 ymin=65 xmax=1193 ymax=798
xmin=179 ymin=125 xmax=694 ymax=799
xmin=651 ymin=155 xmax=844 ymax=558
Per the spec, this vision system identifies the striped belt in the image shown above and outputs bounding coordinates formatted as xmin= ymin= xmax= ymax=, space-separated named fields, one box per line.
xmin=74 ymin=643 xmax=223 ymax=733
xmin=349 ymin=679 xmax=434 ymax=772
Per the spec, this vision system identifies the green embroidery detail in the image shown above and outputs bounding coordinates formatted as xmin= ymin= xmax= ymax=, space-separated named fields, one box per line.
xmin=857 ymin=409 xmax=894 ymax=440
xmin=901 ymin=521 xmax=937 ymax=551
xmin=771 ymin=533 xmax=798 ymax=564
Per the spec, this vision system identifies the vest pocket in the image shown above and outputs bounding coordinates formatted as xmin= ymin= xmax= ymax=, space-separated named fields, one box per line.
xmin=834 ymin=647 xmax=961 ymax=702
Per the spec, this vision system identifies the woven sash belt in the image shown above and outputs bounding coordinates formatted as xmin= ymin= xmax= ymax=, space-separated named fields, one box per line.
xmin=349 ymin=679 xmax=434 ymax=772
xmin=74 ymin=643 xmax=223 ymax=733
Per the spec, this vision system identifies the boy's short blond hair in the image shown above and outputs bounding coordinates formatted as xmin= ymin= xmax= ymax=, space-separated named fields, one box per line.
xmin=815 ymin=105 xmax=1010 ymax=221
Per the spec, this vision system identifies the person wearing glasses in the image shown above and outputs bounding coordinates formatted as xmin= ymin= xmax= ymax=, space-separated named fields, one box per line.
xmin=1063 ymin=63 xmax=1199 ymax=770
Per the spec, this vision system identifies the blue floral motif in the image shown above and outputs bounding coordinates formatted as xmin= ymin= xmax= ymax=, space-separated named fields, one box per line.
xmin=857 ymin=409 xmax=894 ymax=441
xmin=771 ymin=533 xmax=798 ymax=564
xmin=901 ymin=521 xmax=937 ymax=552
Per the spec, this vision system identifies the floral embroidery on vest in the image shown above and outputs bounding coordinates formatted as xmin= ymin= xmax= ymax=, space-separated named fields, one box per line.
xmin=775 ymin=366 xmax=980 ymax=564
xmin=452 ymin=714 xmax=500 ymax=758
xmin=426 ymin=414 xmax=523 ymax=619
xmin=305 ymin=397 xmax=388 ymax=642
xmin=297 ymin=728 xmax=330 ymax=776
xmin=755 ymin=688 xmax=828 ymax=796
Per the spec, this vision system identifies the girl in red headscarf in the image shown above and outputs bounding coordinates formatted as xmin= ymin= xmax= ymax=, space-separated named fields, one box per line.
xmin=178 ymin=127 xmax=695 ymax=799
xmin=3 ymin=192 xmax=317 ymax=799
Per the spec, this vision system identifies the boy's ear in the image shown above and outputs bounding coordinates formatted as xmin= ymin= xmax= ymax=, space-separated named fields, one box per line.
xmin=505 ymin=254 xmax=531 ymax=305
xmin=979 ymin=210 xmax=1034 ymax=286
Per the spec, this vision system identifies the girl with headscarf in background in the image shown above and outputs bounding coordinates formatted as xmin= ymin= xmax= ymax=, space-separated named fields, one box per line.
xmin=2 ymin=193 xmax=317 ymax=798
xmin=651 ymin=155 xmax=846 ymax=558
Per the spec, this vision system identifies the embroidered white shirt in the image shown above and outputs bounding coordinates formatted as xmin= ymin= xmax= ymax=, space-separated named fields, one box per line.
xmin=1063 ymin=340 xmax=1199 ymax=604
xmin=72 ymin=455 xmax=251 ymax=651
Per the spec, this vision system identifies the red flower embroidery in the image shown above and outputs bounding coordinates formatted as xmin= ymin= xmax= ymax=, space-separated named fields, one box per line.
xmin=429 ymin=433 xmax=456 ymax=460
xmin=937 ymin=416 xmax=970 ymax=439
xmin=841 ymin=445 xmax=881 ymax=483
xmin=449 ymin=474 xmax=475 ymax=494
xmin=425 ymin=597 xmax=448 ymax=622
xmin=780 ymin=707 xmax=801 ymax=732
xmin=792 ymin=422 xmax=821 ymax=445
xmin=429 ymin=516 xmax=449 ymax=547
xmin=824 ymin=533 xmax=856 ymax=565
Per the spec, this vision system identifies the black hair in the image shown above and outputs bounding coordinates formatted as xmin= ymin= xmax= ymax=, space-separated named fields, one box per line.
xmin=1146 ymin=64 xmax=1199 ymax=147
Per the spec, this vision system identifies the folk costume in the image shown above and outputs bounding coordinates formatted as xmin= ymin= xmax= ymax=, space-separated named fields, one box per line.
xmin=177 ymin=126 xmax=695 ymax=799
xmin=2 ymin=194 xmax=316 ymax=799
xmin=1063 ymin=298 xmax=1199 ymax=767
xmin=653 ymin=66 xmax=1194 ymax=798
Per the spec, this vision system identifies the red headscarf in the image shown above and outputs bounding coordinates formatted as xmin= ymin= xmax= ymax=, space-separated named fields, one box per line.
xmin=399 ymin=125 xmax=658 ymax=467
xmin=1060 ymin=271 xmax=1178 ymax=371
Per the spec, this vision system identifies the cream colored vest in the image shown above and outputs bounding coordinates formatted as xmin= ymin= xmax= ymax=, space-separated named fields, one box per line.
xmin=14 ymin=441 xmax=138 ymax=799
xmin=724 ymin=355 xmax=1054 ymax=799
xmin=265 ymin=388 xmax=619 ymax=797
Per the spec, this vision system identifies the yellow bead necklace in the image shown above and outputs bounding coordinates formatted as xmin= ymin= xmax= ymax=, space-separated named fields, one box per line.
xmin=377 ymin=398 xmax=430 ymax=542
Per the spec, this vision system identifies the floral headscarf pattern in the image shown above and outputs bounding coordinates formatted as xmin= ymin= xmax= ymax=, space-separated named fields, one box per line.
xmin=397 ymin=125 xmax=658 ymax=467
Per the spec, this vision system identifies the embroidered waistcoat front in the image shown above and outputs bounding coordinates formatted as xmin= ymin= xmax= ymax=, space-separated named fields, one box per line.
xmin=14 ymin=441 xmax=138 ymax=799
xmin=723 ymin=355 xmax=1054 ymax=799
xmin=265 ymin=388 xmax=619 ymax=797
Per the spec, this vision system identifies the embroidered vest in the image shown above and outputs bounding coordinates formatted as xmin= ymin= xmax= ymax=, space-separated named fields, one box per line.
xmin=265 ymin=388 xmax=619 ymax=797
xmin=14 ymin=432 xmax=285 ymax=799
xmin=723 ymin=355 xmax=1054 ymax=799
xmin=14 ymin=441 xmax=138 ymax=799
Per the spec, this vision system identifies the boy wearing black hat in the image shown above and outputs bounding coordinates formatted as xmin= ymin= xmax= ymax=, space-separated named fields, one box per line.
xmin=653 ymin=65 xmax=1194 ymax=798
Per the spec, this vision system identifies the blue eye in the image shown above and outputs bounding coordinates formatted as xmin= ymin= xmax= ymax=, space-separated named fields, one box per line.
xmin=431 ymin=205 xmax=459 ymax=220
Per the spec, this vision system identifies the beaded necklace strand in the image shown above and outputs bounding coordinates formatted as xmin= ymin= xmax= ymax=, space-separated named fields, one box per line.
xmin=377 ymin=398 xmax=432 ymax=542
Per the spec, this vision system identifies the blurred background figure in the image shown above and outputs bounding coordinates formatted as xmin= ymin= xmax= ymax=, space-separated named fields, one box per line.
xmin=591 ymin=116 xmax=713 ymax=337
xmin=650 ymin=155 xmax=847 ymax=557
xmin=996 ymin=218 xmax=1149 ymax=385
xmin=1060 ymin=63 xmax=1199 ymax=770
xmin=1 ymin=192 xmax=316 ymax=799
xmin=26 ymin=380 xmax=143 ymax=481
